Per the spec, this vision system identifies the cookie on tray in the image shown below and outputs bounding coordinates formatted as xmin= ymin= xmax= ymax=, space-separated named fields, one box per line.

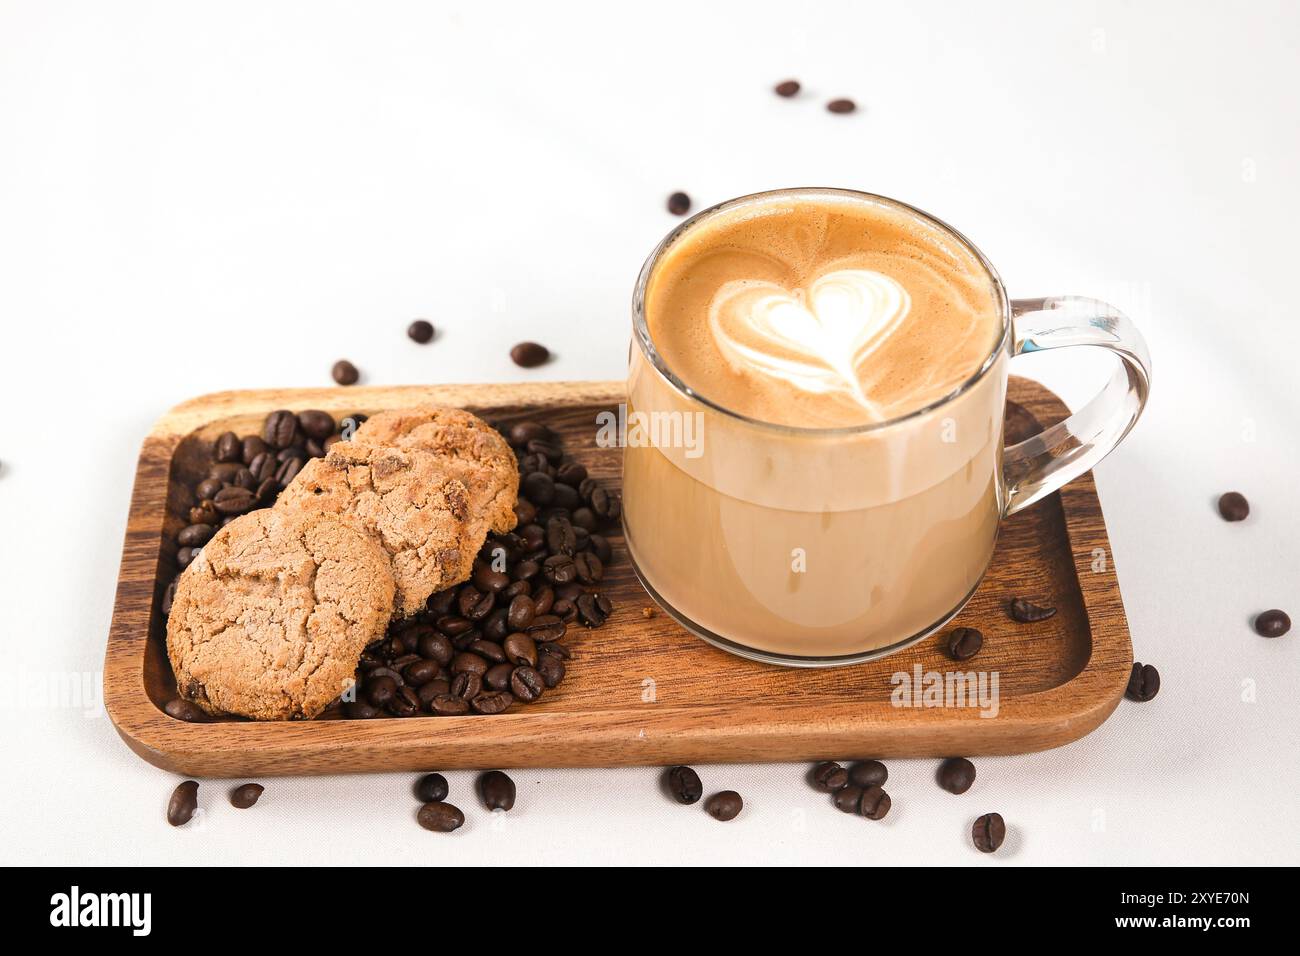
xmin=276 ymin=438 xmax=473 ymax=616
xmin=166 ymin=508 xmax=395 ymax=720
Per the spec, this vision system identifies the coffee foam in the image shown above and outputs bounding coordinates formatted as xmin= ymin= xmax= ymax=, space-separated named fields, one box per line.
xmin=646 ymin=195 xmax=1002 ymax=428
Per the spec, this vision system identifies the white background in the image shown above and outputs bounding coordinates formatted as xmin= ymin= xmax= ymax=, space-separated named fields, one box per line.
xmin=1 ymin=0 xmax=1297 ymax=866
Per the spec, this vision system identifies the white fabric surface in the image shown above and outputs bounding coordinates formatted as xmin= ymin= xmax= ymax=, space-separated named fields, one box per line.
xmin=1 ymin=0 xmax=1297 ymax=866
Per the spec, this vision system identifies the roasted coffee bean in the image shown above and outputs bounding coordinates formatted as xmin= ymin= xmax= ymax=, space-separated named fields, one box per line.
xmin=573 ymin=552 xmax=604 ymax=585
xmin=859 ymin=785 xmax=891 ymax=820
xmin=1254 ymin=609 xmax=1291 ymax=637
xmin=255 ymin=477 xmax=278 ymax=503
xmin=403 ymin=658 xmax=441 ymax=686
xmin=552 ymin=598 xmax=576 ymax=621
xmin=1218 ymin=491 xmax=1250 ymax=521
xmin=332 ymin=359 xmax=360 ymax=385
xmin=666 ymin=765 xmax=703 ymax=805
xmin=457 ymin=587 xmax=494 ymax=621
xmin=195 ymin=477 xmax=225 ymax=500
xmin=520 ymin=452 xmax=552 ymax=475
xmin=589 ymin=486 xmax=620 ymax=520
xmin=472 ymin=563 xmax=510 ymax=593
xmin=472 ymin=690 xmax=514 ymax=714
xmin=510 ymin=666 xmax=545 ymax=702
xmin=937 ymin=757 xmax=976 ymax=794
xmin=344 ymin=700 xmax=379 ymax=719
xmin=274 ymin=456 xmax=305 ymax=488
xmin=827 ymin=98 xmax=856 ymax=113
xmin=417 ymin=801 xmax=464 ymax=832
xmin=521 ymin=471 xmax=556 ymax=505
xmin=366 ymin=675 xmax=399 ymax=707
xmin=503 ymin=579 xmax=531 ymax=600
xmin=509 ymin=421 xmax=550 ymax=446
xmin=571 ymin=507 xmax=598 ymax=533
xmin=519 ymin=524 xmax=546 ymax=553
xmin=535 ymin=652 xmax=565 ymax=687
xmin=417 ymin=632 xmax=454 ymax=667
xmin=479 ymin=770 xmax=516 ymax=811
xmin=774 ymin=79 xmax=801 ymax=97
xmin=554 ymin=461 xmax=587 ymax=487
xmin=208 ymin=461 xmax=243 ymax=482
xmin=542 ymin=553 xmax=577 ymax=584
xmin=1125 ymin=662 xmax=1160 ymax=701
xmin=946 ymin=626 xmax=983 ymax=661
xmin=213 ymin=485 xmax=256 ymax=515
xmin=705 ymin=790 xmax=742 ymax=821
xmin=1009 ymin=597 xmax=1057 ymax=623
xmin=513 ymin=498 xmax=538 ymax=526
xmin=588 ymin=534 xmax=612 ymax=564
xmin=506 ymin=594 xmax=535 ymax=631
xmin=417 ymin=679 xmax=451 ymax=705
xmin=436 ymin=615 xmax=474 ymax=637
xmin=450 ymin=652 xmax=488 ymax=676
xmin=667 ymin=191 xmax=691 ymax=216
xmin=167 ymin=780 xmax=200 ymax=827
xmin=247 ymin=451 xmax=277 ymax=483
xmin=178 ymin=523 xmax=215 ymax=547
xmin=407 ymin=319 xmax=435 ymax=343
xmin=430 ymin=694 xmax=470 ymax=716
xmin=972 ymin=812 xmax=1006 ymax=852
xmin=468 ymin=639 xmax=507 ymax=664
xmin=483 ymin=608 xmax=511 ymax=642
xmin=510 ymin=342 xmax=550 ymax=368
xmin=241 ymin=435 xmax=268 ymax=464
xmin=526 ymin=438 xmax=563 ymax=464
xmin=231 ymin=466 xmax=257 ymax=490
xmin=575 ymin=592 xmax=612 ymax=627
xmin=230 ymin=783 xmax=264 ymax=809
xmin=810 ymin=761 xmax=848 ymax=792
xmin=538 ymin=641 xmax=571 ymax=660
xmin=164 ymin=697 xmax=205 ymax=722
xmin=546 ymin=516 xmax=577 ymax=555
xmin=531 ymin=585 xmax=555 ymax=616
xmin=214 ymin=431 xmax=242 ymax=463
xmin=484 ymin=662 xmax=515 ymax=690
xmin=846 ymin=760 xmax=887 ymax=788
xmin=833 ymin=785 xmax=864 ymax=814
xmin=387 ymin=685 xmax=421 ymax=717
xmin=414 ymin=772 xmax=449 ymax=802
xmin=450 ymin=672 xmax=483 ymax=701
xmin=367 ymin=666 xmax=405 ymax=686
xmin=263 ymin=410 xmax=299 ymax=449
xmin=526 ymin=615 xmax=566 ymax=643
xmin=297 ymin=409 xmax=335 ymax=440
xmin=427 ymin=588 xmax=456 ymax=616
xmin=502 ymin=632 xmax=538 ymax=668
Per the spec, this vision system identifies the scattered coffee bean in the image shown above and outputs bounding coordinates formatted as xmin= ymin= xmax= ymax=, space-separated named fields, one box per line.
xmin=510 ymin=342 xmax=550 ymax=368
xmin=478 ymin=770 xmax=516 ymax=811
xmin=1125 ymin=662 xmax=1160 ymax=702
xmin=407 ymin=319 xmax=436 ymax=344
xmin=667 ymin=191 xmax=692 ymax=216
xmin=847 ymin=760 xmax=887 ymax=788
xmin=163 ymin=698 xmax=205 ymax=722
xmin=414 ymin=773 xmax=449 ymax=803
xmin=575 ymin=592 xmax=612 ymax=626
xmin=1217 ymin=491 xmax=1249 ymax=521
xmin=826 ymin=98 xmax=856 ymax=114
xmin=704 ymin=790 xmax=742 ymax=821
xmin=666 ymin=765 xmax=703 ymax=805
xmin=417 ymin=801 xmax=465 ymax=832
xmin=774 ymin=79 xmax=800 ymax=97
xmin=859 ymin=785 xmax=891 ymax=820
xmin=167 ymin=780 xmax=199 ymax=827
xmin=230 ymin=783 xmax=264 ymax=809
xmin=946 ymin=626 xmax=983 ymax=661
xmin=332 ymin=359 xmax=359 ymax=385
xmin=832 ymin=785 xmax=864 ymax=813
xmin=972 ymin=812 xmax=1006 ymax=852
xmin=811 ymin=761 xmax=848 ymax=792
xmin=1009 ymin=597 xmax=1057 ymax=623
xmin=535 ymin=652 xmax=565 ymax=687
xmin=937 ymin=757 xmax=976 ymax=794
xmin=1254 ymin=609 xmax=1291 ymax=638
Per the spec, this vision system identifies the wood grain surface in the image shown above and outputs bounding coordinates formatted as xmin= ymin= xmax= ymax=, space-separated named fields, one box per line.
xmin=103 ymin=379 xmax=1133 ymax=776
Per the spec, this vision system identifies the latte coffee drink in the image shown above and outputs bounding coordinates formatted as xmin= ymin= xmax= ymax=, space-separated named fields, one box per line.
xmin=624 ymin=190 xmax=1009 ymax=661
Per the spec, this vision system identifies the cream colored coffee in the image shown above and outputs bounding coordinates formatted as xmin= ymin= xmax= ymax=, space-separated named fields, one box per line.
xmin=646 ymin=195 xmax=1000 ymax=428
xmin=625 ymin=191 xmax=1008 ymax=659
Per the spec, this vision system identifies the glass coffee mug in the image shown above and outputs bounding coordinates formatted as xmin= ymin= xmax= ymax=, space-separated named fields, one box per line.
xmin=622 ymin=188 xmax=1151 ymax=666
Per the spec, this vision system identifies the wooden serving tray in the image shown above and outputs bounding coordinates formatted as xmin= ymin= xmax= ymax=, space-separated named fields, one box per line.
xmin=105 ymin=378 xmax=1132 ymax=776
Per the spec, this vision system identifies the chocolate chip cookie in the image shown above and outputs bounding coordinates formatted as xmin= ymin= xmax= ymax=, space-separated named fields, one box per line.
xmin=276 ymin=438 xmax=474 ymax=616
xmin=166 ymin=508 xmax=395 ymax=720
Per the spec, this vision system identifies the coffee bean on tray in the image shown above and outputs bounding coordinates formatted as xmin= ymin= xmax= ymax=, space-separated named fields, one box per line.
xmin=667 ymin=191 xmax=691 ymax=216
xmin=230 ymin=783 xmax=264 ymax=809
xmin=1217 ymin=491 xmax=1249 ymax=521
xmin=478 ymin=770 xmax=516 ymax=811
xmin=214 ymin=431 xmax=241 ymax=463
xmin=332 ymin=359 xmax=360 ymax=385
xmin=666 ymin=765 xmax=703 ymax=805
xmin=164 ymin=698 xmax=205 ymax=722
xmin=946 ymin=626 xmax=983 ymax=660
xmin=1254 ymin=609 xmax=1291 ymax=637
xmin=937 ymin=757 xmax=976 ymax=794
xmin=972 ymin=812 xmax=1006 ymax=852
xmin=774 ymin=79 xmax=800 ymax=97
xmin=407 ymin=319 xmax=435 ymax=344
xmin=810 ymin=761 xmax=848 ymax=792
xmin=414 ymin=773 xmax=448 ymax=803
xmin=510 ymin=342 xmax=550 ymax=368
xmin=704 ymin=790 xmax=743 ymax=821
xmin=297 ymin=409 xmax=335 ymax=441
xmin=262 ymin=410 xmax=298 ymax=449
xmin=167 ymin=780 xmax=199 ymax=827
xmin=1009 ymin=597 xmax=1057 ymax=623
xmin=847 ymin=760 xmax=887 ymax=788
xmin=1125 ymin=662 xmax=1160 ymax=701
xmin=417 ymin=801 xmax=465 ymax=832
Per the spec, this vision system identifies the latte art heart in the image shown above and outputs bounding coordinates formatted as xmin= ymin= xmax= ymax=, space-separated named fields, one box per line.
xmin=707 ymin=269 xmax=912 ymax=418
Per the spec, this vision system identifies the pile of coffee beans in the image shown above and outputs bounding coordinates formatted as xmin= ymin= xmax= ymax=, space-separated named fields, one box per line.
xmin=663 ymin=765 xmax=743 ymax=821
xmin=162 ymin=408 xmax=358 ymax=622
xmin=342 ymin=419 xmax=619 ymax=719
xmin=808 ymin=759 xmax=892 ymax=820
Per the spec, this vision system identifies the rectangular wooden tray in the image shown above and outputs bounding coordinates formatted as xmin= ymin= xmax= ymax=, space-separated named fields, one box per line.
xmin=104 ymin=378 xmax=1132 ymax=776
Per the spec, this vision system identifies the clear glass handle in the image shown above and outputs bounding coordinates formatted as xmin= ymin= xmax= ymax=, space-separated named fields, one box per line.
xmin=1002 ymin=296 xmax=1152 ymax=515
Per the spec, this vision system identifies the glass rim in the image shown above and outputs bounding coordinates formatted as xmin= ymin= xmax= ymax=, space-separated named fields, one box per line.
xmin=631 ymin=187 xmax=1012 ymax=437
